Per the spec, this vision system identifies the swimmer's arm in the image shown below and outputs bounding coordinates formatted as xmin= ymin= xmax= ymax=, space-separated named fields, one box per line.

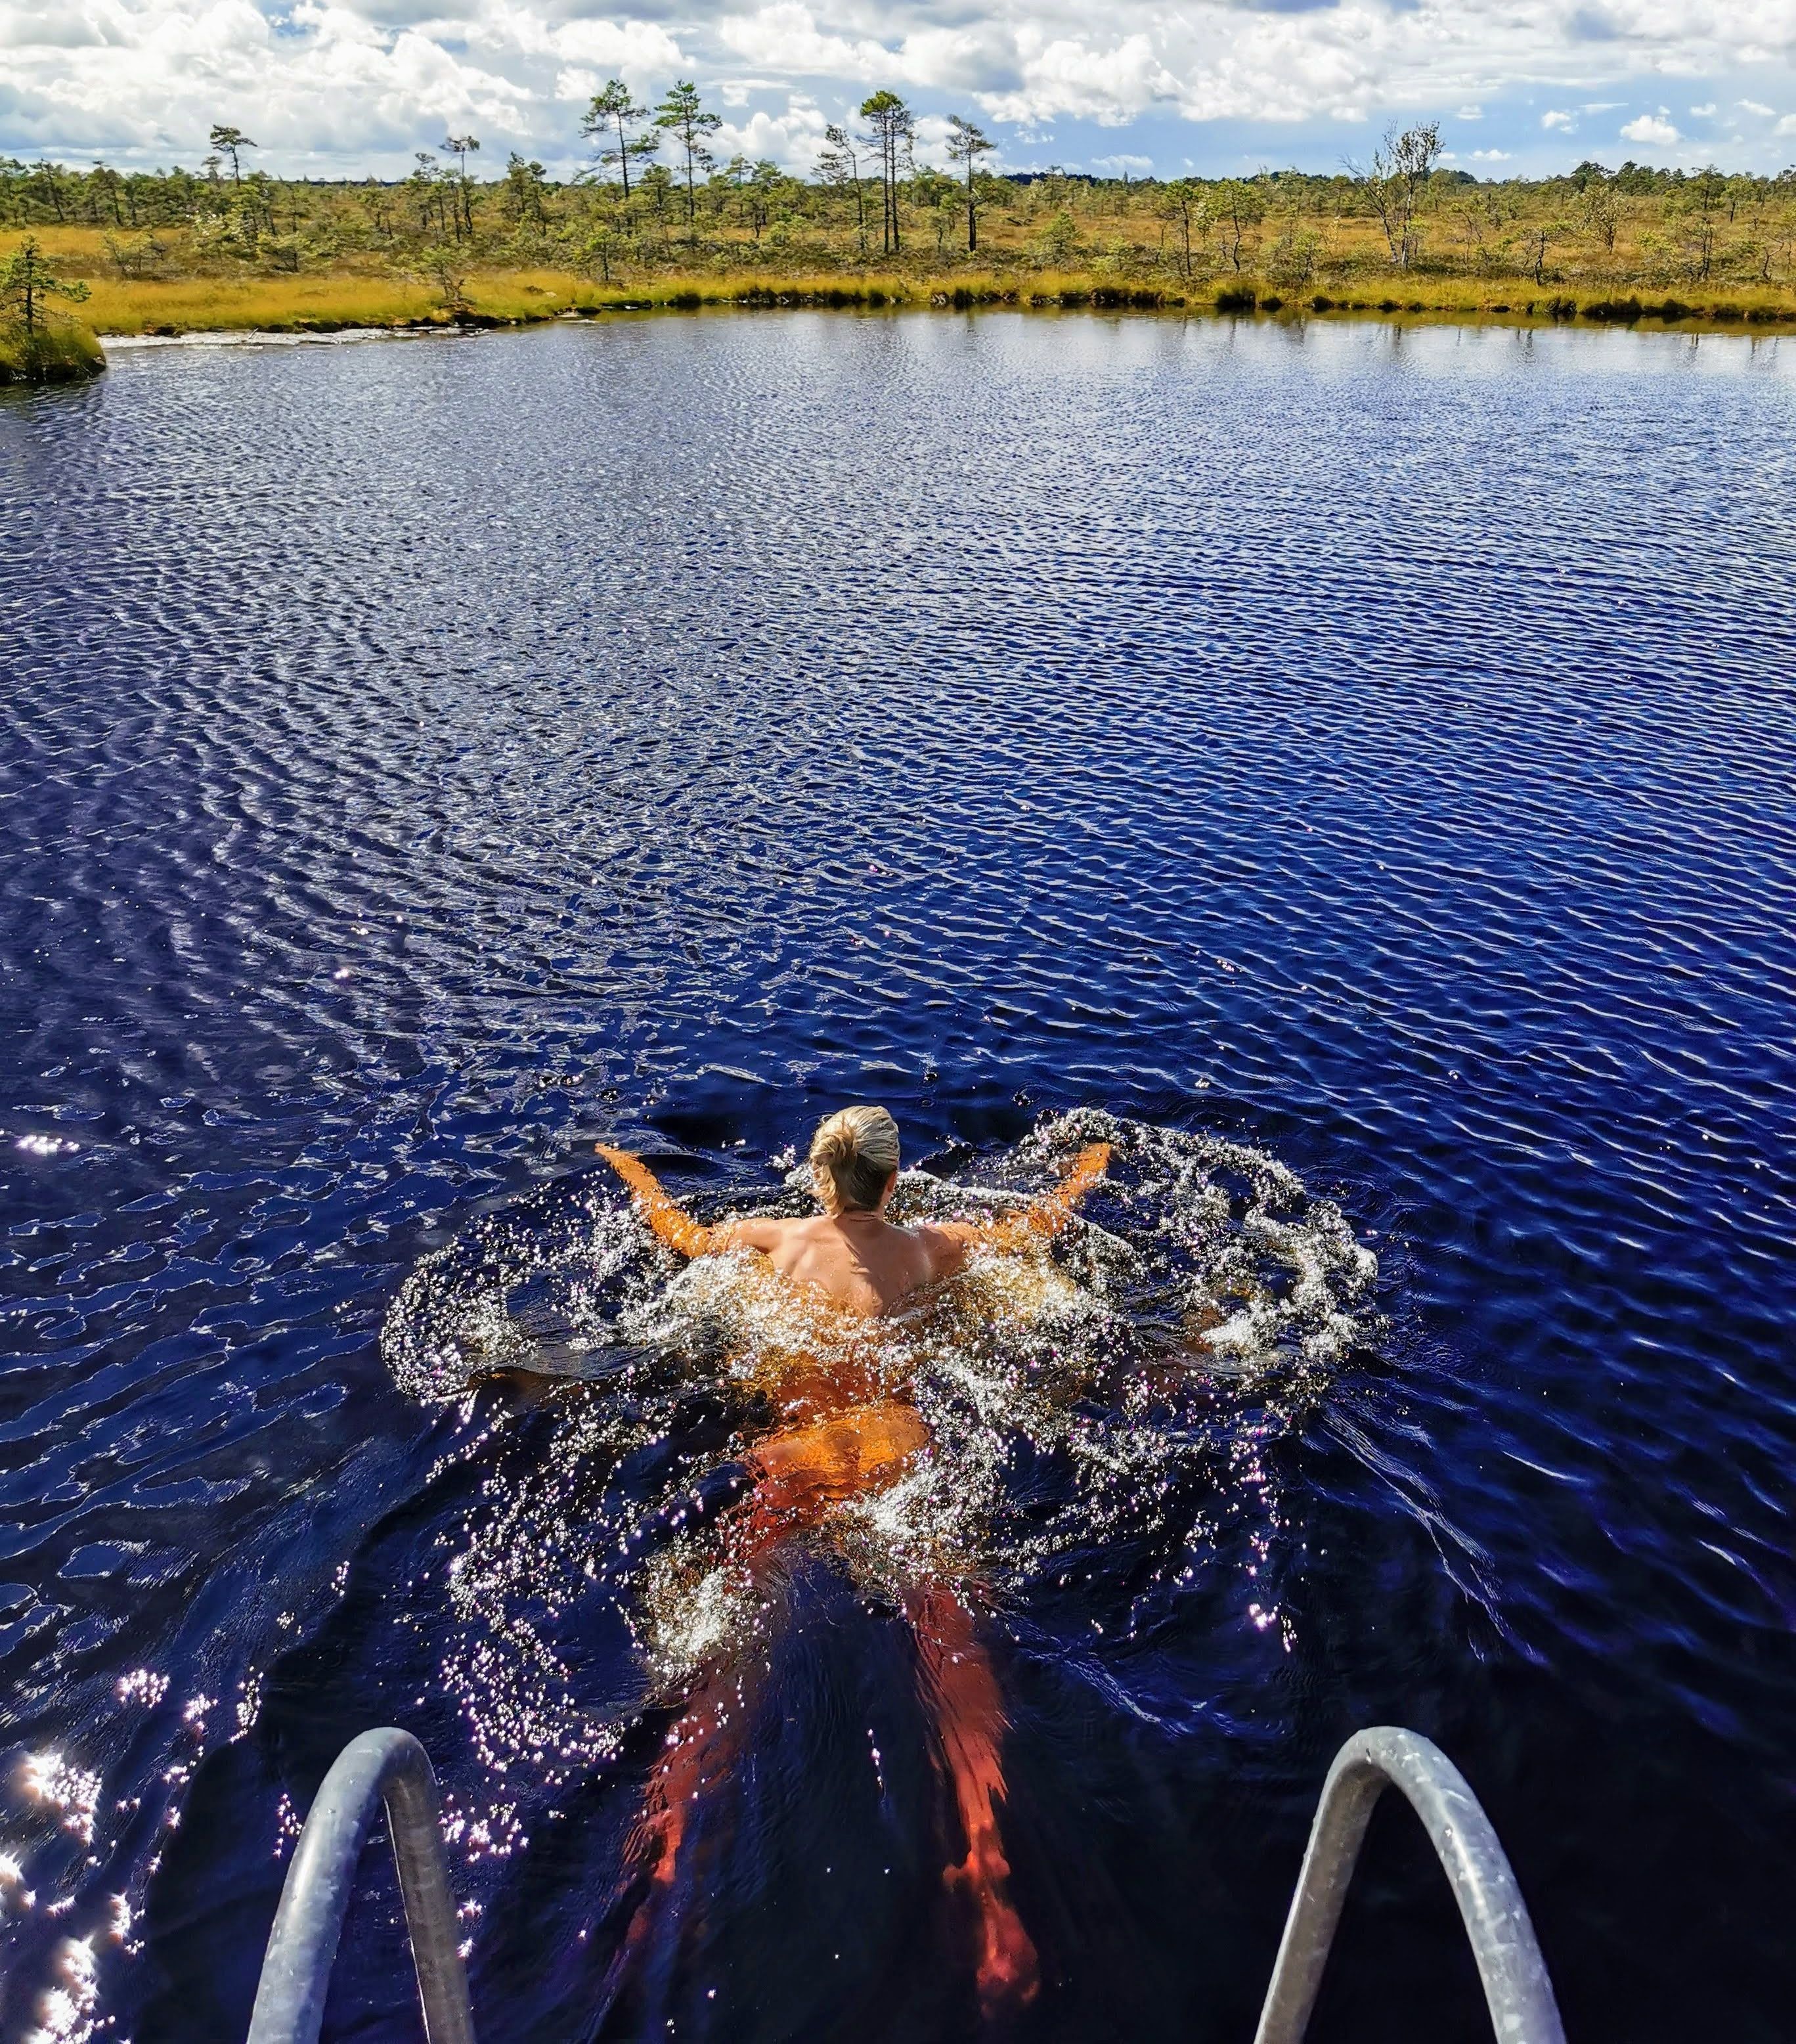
xmin=927 ymin=1142 xmax=1114 ymax=1263
xmin=1024 ymin=1141 xmax=1114 ymax=1235
xmin=595 ymin=1146 xmax=792 ymax=1262
xmin=710 ymin=1216 xmax=787 ymax=1255
xmin=595 ymin=1145 xmax=724 ymax=1258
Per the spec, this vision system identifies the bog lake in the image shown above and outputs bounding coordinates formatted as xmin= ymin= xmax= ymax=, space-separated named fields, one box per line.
xmin=2 ymin=310 xmax=1794 ymax=2042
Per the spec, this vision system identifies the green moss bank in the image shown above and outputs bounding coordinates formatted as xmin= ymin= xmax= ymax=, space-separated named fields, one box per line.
xmin=0 ymin=321 xmax=106 ymax=384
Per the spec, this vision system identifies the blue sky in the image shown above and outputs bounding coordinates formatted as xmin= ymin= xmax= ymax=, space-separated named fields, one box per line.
xmin=3 ymin=0 xmax=1793 ymax=180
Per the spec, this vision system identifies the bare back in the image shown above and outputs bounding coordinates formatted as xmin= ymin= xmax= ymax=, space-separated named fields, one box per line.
xmin=594 ymin=1138 xmax=1111 ymax=1322
xmin=722 ymin=1212 xmax=969 ymax=1319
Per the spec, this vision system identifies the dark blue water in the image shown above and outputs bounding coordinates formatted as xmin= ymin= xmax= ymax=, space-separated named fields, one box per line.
xmin=3 ymin=313 xmax=1794 ymax=2044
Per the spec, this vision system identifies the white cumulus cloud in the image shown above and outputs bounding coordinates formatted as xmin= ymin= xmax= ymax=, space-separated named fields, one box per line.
xmin=714 ymin=99 xmax=828 ymax=162
xmin=549 ymin=20 xmax=685 ymax=72
xmin=982 ymin=30 xmax=1178 ymax=125
xmin=1621 ymin=112 xmax=1679 ymax=144
xmin=716 ymin=5 xmax=887 ymax=83
xmin=3 ymin=0 xmax=1795 ymax=172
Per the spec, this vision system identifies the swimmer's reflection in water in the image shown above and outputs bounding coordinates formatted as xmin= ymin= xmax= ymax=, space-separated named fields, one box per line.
xmin=592 ymin=1105 xmax=1113 ymax=2016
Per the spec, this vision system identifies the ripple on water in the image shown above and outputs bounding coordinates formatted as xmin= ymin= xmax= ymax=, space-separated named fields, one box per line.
xmin=381 ymin=1113 xmax=1378 ymax=1733
xmin=1 ymin=315 xmax=1794 ymax=2044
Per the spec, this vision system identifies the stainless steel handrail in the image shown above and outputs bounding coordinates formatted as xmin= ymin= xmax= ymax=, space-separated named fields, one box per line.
xmin=248 ymin=1721 xmax=1554 ymax=2044
xmin=246 ymin=1727 xmax=475 ymax=2044
xmin=1254 ymin=1725 xmax=1564 ymax=2044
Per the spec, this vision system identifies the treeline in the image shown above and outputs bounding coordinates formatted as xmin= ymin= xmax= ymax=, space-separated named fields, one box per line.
xmin=5 ymin=95 xmax=1796 ymax=298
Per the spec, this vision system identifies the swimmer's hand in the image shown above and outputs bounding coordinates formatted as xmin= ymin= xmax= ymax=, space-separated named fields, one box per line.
xmin=596 ymin=1144 xmax=722 ymax=1258
xmin=934 ymin=1142 xmax=1114 ymax=1258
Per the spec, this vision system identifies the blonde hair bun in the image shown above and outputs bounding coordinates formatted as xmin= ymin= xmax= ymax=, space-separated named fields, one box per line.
xmin=809 ymin=1105 xmax=901 ymax=1214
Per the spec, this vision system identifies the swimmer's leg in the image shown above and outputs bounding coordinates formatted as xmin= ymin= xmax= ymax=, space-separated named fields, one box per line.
xmin=623 ymin=1411 xmax=931 ymax=1902
xmin=628 ymin=1410 xmax=928 ymax=1882
xmin=621 ymin=1649 xmax=755 ymax=1919
xmin=607 ymin=1404 xmax=930 ymax=1985
xmin=603 ymin=1498 xmax=785 ymax=2006
xmin=602 ymin=1616 xmax=770 ymax=2022
xmin=594 ymin=1144 xmax=715 ymax=1258
xmin=906 ymin=1584 xmax=1040 ymax=2014
xmin=706 ymin=1401 xmax=1032 ymax=2014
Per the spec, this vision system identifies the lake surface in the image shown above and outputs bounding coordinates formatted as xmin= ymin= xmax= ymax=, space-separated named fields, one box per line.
xmin=3 ymin=311 xmax=1794 ymax=2044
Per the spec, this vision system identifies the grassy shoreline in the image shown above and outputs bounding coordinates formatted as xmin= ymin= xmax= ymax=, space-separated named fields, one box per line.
xmin=68 ymin=264 xmax=1796 ymax=342
xmin=0 ymin=320 xmax=105 ymax=383
xmin=11 ymin=150 xmax=1794 ymax=355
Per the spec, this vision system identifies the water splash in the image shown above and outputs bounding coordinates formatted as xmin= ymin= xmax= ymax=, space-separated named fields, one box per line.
xmin=379 ymin=1113 xmax=1380 ymax=1815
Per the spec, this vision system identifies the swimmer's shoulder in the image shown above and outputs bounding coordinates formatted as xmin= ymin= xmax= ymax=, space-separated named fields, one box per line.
xmin=710 ymin=1214 xmax=801 ymax=1255
xmin=906 ymin=1220 xmax=973 ymax=1281
xmin=712 ymin=1212 xmax=857 ymax=1259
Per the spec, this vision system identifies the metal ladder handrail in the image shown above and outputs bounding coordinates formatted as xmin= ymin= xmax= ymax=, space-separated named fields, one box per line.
xmin=1254 ymin=1725 xmax=1566 ymax=2044
xmin=246 ymin=1722 xmax=1558 ymax=2044
xmin=247 ymin=1727 xmax=475 ymax=2044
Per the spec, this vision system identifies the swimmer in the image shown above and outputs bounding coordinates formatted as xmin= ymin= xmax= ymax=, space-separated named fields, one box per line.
xmin=598 ymin=1105 xmax=1110 ymax=1319
xmin=594 ymin=1107 xmax=1112 ymax=2015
